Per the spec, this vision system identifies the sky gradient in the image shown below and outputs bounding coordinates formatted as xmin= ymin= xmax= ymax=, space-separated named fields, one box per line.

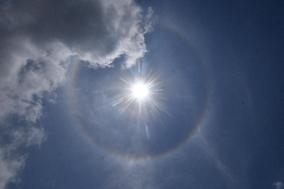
xmin=0 ymin=0 xmax=283 ymax=189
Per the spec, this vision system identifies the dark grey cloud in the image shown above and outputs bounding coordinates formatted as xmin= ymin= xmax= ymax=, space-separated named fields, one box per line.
xmin=0 ymin=0 xmax=149 ymax=67
xmin=0 ymin=0 xmax=151 ymax=188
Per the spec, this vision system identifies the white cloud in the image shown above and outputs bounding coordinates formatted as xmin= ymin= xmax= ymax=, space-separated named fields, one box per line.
xmin=0 ymin=0 xmax=153 ymax=188
xmin=0 ymin=151 xmax=25 ymax=189
xmin=0 ymin=126 xmax=44 ymax=189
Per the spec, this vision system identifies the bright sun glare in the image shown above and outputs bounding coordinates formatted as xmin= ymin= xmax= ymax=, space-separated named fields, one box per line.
xmin=131 ymin=81 xmax=150 ymax=101
xmin=112 ymin=76 xmax=159 ymax=109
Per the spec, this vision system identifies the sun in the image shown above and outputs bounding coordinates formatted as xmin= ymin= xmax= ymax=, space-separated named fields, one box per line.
xmin=130 ymin=81 xmax=150 ymax=101
xmin=112 ymin=75 xmax=160 ymax=110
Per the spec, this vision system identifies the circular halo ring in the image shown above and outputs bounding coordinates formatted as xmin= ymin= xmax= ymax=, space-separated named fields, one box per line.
xmin=65 ymin=24 xmax=212 ymax=162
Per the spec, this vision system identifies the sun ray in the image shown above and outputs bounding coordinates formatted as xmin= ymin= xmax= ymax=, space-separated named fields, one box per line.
xmin=111 ymin=72 xmax=166 ymax=129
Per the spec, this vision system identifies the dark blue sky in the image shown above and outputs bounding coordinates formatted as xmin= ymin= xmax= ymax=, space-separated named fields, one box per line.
xmin=3 ymin=0 xmax=284 ymax=189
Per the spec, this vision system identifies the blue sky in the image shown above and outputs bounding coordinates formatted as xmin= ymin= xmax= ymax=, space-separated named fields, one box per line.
xmin=0 ymin=0 xmax=283 ymax=189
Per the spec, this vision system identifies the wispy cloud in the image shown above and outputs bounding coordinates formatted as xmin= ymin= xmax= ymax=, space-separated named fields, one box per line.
xmin=0 ymin=0 xmax=152 ymax=188
xmin=274 ymin=181 xmax=283 ymax=189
